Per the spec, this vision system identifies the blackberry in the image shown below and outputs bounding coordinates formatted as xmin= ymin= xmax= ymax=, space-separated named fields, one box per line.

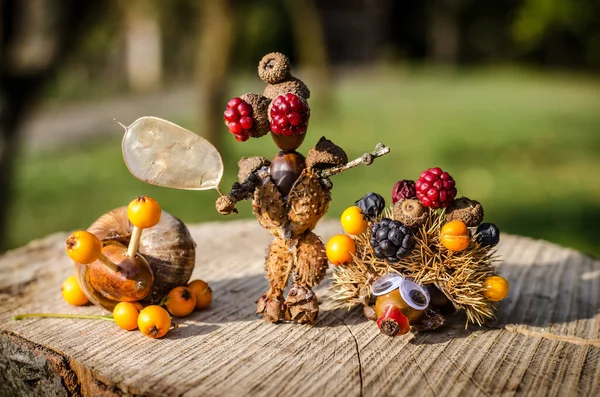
xmin=475 ymin=223 xmax=500 ymax=247
xmin=355 ymin=192 xmax=385 ymax=219
xmin=391 ymin=180 xmax=416 ymax=204
xmin=370 ymin=218 xmax=414 ymax=263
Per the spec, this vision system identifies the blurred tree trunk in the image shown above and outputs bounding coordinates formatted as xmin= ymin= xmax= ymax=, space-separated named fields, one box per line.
xmin=123 ymin=0 xmax=162 ymax=92
xmin=0 ymin=0 xmax=104 ymax=250
xmin=428 ymin=0 xmax=460 ymax=65
xmin=284 ymin=0 xmax=332 ymax=105
xmin=195 ymin=0 xmax=233 ymax=147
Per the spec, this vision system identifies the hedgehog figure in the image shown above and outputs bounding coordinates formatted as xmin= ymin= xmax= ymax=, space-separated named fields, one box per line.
xmin=216 ymin=53 xmax=389 ymax=324
xmin=329 ymin=168 xmax=510 ymax=337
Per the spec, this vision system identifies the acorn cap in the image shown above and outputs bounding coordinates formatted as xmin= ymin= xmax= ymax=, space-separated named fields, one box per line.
xmin=216 ymin=195 xmax=236 ymax=215
xmin=444 ymin=197 xmax=484 ymax=227
xmin=237 ymin=156 xmax=270 ymax=183
xmin=305 ymin=137 xmax=348 ymax=169
xmin=392 ymin=198 xmax=428 ymax=228
xmin=240 ymin=93 xmax=270 ymax=138
xmin=263 ymin=77 xmax=311 ymax=100
xmin=258 ymin=52 xmax=291 ymax=84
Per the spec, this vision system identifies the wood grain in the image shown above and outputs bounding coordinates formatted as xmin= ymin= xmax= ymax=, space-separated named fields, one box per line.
xmin=1 ymin=219 xmax=599 ymax=396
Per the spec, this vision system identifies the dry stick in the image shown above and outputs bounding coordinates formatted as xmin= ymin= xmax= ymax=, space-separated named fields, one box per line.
xmin=98 ymin=252 xmax=120 ymax=272
xmin=317 ymin=143 xmax=391 ymax=179
xmin=127 ymin=226 xmax=142 ymax=258
xmin=14 ymin=313 xmax=115 ymax=322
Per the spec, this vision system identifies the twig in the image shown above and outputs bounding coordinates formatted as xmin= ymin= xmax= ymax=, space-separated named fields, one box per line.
xmin=14 ymin=313 xmax=115 ymax=322
xmin=317 ymin=143 xmax=390 ymax=178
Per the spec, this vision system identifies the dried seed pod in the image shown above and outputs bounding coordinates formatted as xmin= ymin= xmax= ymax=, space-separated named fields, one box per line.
xmin=253 ymin=178 xmax=288 ymax=238
xmin=285 ymin=284 xmax=319 ymax=324
xmin=305 ymin=137 xmax=348 ymax=169
xmin=286 ymin=168 xmax=331 ymax=238
xmin=238 ymin=156 xmax=270 ymax=183
xmin=263 ymin=77 xmax=311 ymax=100
xmin=256 ymin=294 xmax=285 ymax=323
xmin=239 ymin=93 xmax=270 ymax=138
xmin=265 ymin=237 xmax=294 ymax=297
xmin=81 ymin=207 xmax=196 ymax=310
xmin=293 ymin=232 xmax=328 ymax=287
xmin=445 ymin=197 xmax=484 ymax=227
xmin=258 ymin=52 xmax=291 ymax=84
xmin=411 ymin=308 xmax=447 ymax=332
xmin=392 ymin=198 xmax=428 ymax=228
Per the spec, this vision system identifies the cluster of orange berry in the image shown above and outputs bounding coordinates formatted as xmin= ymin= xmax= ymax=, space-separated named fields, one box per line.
xmin=325 ymin=206 xmax=367 ymax=265
xmin=63 ymin=195 xmax=212 ymax=339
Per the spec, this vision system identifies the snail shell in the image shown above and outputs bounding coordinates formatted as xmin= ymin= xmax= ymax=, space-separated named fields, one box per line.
xmin=76 ymin=207 xmax=196 ymax=311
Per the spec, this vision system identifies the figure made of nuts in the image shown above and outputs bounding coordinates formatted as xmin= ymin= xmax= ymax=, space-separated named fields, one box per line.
xmin=216 ymin=53 xmax=390 ymax=324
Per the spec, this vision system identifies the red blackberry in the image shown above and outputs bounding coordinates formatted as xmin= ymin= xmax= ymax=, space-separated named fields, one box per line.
xmin=224 ymin=97 xmax=254 ymax=142
xmin=415 ymin=167 xmax=457 ymax=209
xmin=269 ymin=93 xmax=310 ymax=137
xmin=391 ymin=180 xmax=416 ymax=204
xmin=370 ymin=218 xmax=414 ymax=263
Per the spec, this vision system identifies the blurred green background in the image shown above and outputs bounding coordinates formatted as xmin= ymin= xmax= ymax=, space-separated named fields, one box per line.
xmin=2 ymin=0 xmax=600 ymax=257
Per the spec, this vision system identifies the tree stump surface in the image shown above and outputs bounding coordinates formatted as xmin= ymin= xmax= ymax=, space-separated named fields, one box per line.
xmin=0 ymin=219 xmax=599 ymax=397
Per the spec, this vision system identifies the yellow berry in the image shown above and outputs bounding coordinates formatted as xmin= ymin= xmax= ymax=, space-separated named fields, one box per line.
xmin=127 ymin=195 xmax=161 ymax=228
xmin=113 ymin=302 xmax=142 ymax=331
xmin=340 ymin=206 xmax=368 ymax=235
xmin=188 ymin=280 xmax=213 ymax=310
xmin=138 ymin=305 xmax=171 ymax=339
xmin=62 ymin=276 xmax=89 ymax=306
xmin=66 ymin=231 xmax=102 ymax=264
xmin=482 ymin=276 xmax=509 ymax=301
xmin=326 ymin=234 xmax=356 ymax=266
xmin=440 ymin=220 xmax=470 ymax=251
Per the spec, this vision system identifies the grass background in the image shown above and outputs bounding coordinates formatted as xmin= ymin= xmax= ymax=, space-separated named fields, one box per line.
xmin=7 ymin=67 xmax=600 ymax=257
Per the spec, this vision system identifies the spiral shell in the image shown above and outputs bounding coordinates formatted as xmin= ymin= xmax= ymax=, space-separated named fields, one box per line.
xmin=77 ymin=207 xmax=196 ymax=310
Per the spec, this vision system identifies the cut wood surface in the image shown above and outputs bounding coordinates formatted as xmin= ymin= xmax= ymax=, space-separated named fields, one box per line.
xmin=1 ymin=219 xmax=599 ymax=397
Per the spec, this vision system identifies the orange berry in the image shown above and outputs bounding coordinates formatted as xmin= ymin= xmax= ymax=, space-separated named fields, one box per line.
xmin=113 ymin=302 xmax=142 ymax=330
xmin=482 ymin=276 xmax=509 ymax=301
xmin=138 ymin=305 xmax=171 ymax=338
xmin=188 ymin=280 xmax=213 ymax=310
xmin=440 ymin=220 xmax=471 ymax=251
xmin=340 ymin=206 xmax=368 ymax=235
xmin=165 ymin=286 xmax=196 ymax=317
xmin=62 ymin=276 xmax=89 ymax=306
xmin=66 ymin=231 xmax=102 ymax=264
xmin=127 ymin=195 xmax=161 ymax=228
xmin=326 ymin=234 xmax=356 ymax=266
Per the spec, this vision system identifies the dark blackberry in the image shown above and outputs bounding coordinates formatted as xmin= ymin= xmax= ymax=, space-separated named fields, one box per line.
xmin=370 ymin=218 xmax=414 ymax=263
xmin=355 ymin=192 xmax=385 ymax=219
xmin=475 ymin=223 xmax=500 ymax=247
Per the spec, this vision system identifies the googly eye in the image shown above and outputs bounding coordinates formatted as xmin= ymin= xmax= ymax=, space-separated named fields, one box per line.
xmin=399 ymin=279 xmax=430 ymax=310
xmin=372 ymin=273 xmax=404 ymax=296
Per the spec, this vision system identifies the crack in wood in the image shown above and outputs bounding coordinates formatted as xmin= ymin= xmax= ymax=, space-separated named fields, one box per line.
xmin=330 ymin=313 xmax=363 ymax=397
xmin=504 ymin=325 xmax=600 ymax=347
